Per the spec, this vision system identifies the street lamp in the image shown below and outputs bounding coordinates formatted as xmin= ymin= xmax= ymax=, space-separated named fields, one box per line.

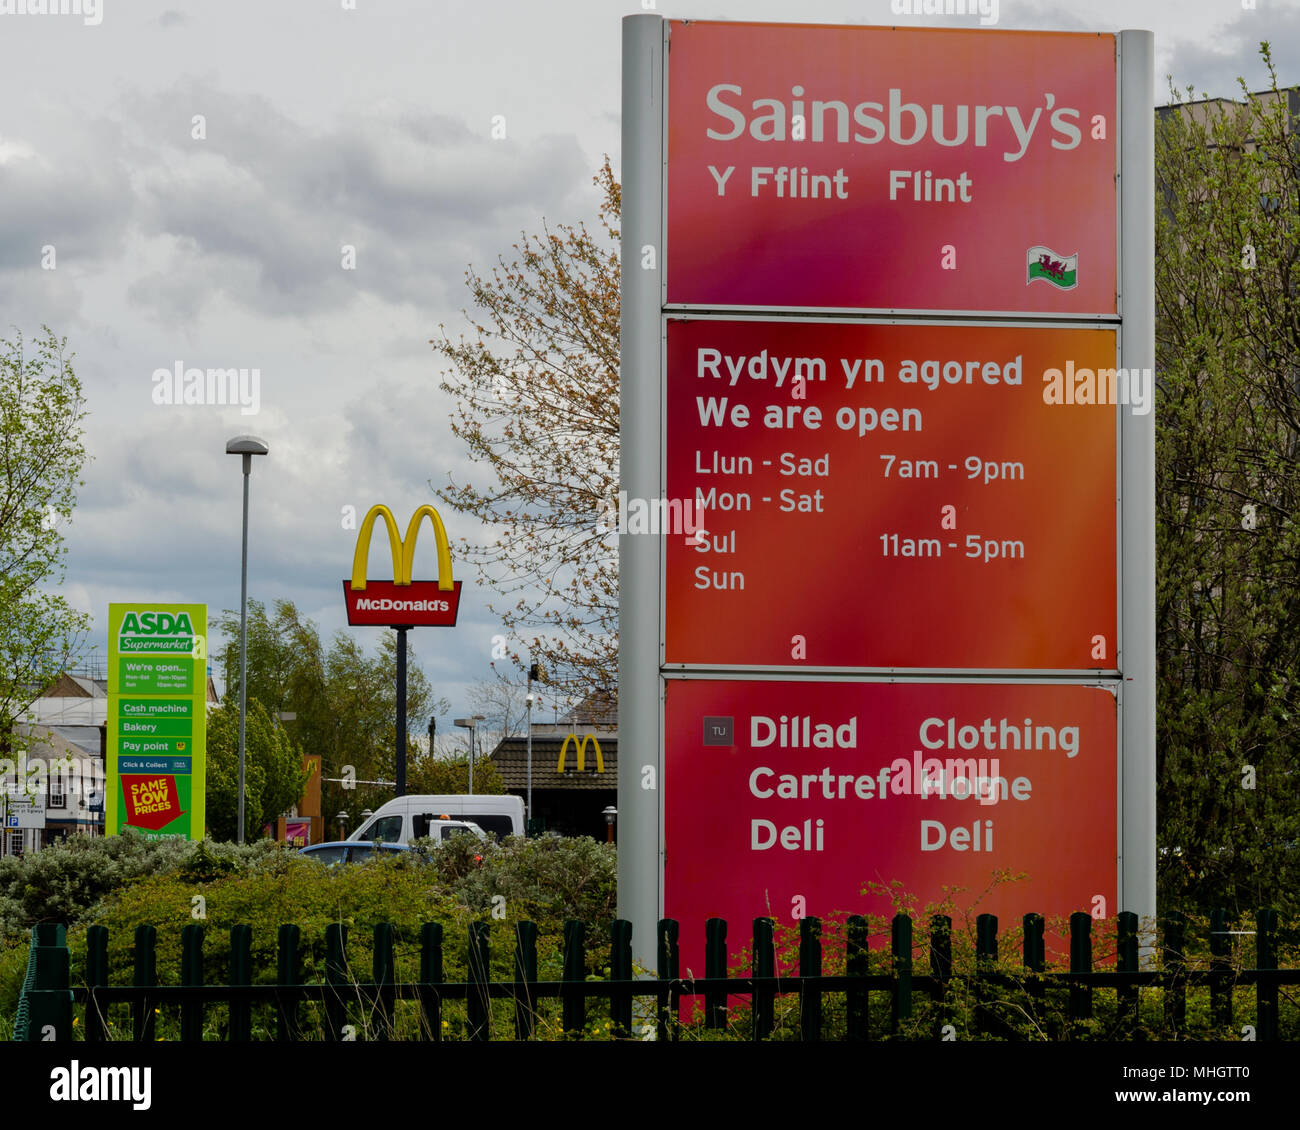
xmin=525 ymin=692 xmax=536 ymax=831
xmin=226 ymin=435 xmax=268 ymax=845
xmin=453 ymin=715 xmax=486 ymax=795
xmin=603 ymin=805 xmax=618 ymax=844
xmin=525 ymin=662 xmax=539 ymax=835
xmin=336 ymin=811 xmax=350 ymax=839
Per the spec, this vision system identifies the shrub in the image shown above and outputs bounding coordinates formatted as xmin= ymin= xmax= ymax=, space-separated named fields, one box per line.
xmin=0 ymin=832 xmax=286 ymax=941
xmin=0 ymin=834 xmax=618 ymax=1039
xmin=413 ymin=834 xmax=616 ymax=925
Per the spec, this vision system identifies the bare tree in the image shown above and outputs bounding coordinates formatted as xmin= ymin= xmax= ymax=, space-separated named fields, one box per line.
xmin=468 ymin=668 xmax=530 ymax=741
xmin=432 ymin=160 xmax=619 ymax=699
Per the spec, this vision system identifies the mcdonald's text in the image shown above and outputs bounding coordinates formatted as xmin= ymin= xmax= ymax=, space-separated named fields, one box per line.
xmin=342 ymin=580 xmax=463 ymax=626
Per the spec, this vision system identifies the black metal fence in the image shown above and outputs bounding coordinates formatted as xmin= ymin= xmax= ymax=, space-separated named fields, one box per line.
xmin=14 ymin=908 xmax=1297 ymax=1041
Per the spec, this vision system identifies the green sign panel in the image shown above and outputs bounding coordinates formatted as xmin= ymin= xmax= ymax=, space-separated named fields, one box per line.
xmin=107 ymin=604 xmax=206 ymax=839
xmin=116 ymin=657 xmax=194 ymax=694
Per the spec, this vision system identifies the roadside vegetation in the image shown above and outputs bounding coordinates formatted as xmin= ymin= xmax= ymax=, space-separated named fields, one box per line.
xmin=1 ymin=837 xmax=1292 ymax=1040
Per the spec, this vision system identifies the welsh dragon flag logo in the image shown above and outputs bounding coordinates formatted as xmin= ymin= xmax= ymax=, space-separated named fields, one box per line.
xmin=1027 ymin=246 xmax=1078 ymax=290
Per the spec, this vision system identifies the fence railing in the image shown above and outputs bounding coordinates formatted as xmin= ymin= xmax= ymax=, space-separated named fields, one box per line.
xmin=12 ymin=922 xmax=65 ymax=1041
xmin=14 ymin=909 xmax=1298 ymax=1041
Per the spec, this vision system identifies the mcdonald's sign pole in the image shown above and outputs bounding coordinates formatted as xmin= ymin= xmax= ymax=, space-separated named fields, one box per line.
xmin=396 ymin=625 xmax=408 ymax=796
xmin=344 ymin=504 xmax=464 ymax=797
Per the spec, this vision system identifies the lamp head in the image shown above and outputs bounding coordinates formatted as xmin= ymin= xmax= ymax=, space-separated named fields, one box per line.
xmin=225 ymin=436 xmax=269 ymax=456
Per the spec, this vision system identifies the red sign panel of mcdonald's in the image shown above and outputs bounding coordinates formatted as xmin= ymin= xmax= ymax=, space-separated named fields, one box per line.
xmin=343 ymin=504 xmax=464 ymax=627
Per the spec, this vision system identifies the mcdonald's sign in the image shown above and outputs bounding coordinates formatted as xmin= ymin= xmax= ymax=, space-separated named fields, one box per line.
xmin=557 ymin=733 xmax=604 ymax=774
xmin=343 ymin=504 xmax=464 ymax=627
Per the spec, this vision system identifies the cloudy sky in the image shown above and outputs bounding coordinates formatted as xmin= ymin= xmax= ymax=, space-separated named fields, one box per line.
xmin=1 ymin=0 xmax=1295 ymax=727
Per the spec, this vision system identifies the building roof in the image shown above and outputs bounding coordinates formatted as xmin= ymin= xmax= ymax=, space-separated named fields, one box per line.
xmin=558 ymin=687 xmax=617 ymax=728
xmin=42 ymin=672 xmax=105 ymax=699
xmin=489 ymin=732 xmax=618 ymax=791
xmin=13 ymin=722 xmax=84 ymax=762
xmin=1162 ymin=86 xmax=1300 ymax=111
xmin=48 ymin=725 xmax=104 ymax=758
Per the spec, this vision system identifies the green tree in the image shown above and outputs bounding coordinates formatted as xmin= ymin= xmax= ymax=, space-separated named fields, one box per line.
xmin=1155 ymin=50 xmax=1300 ymax=918
xmin=205 ymin=698 xmax=309 ymax=841
xmin=432 ymin=160 xmax=620 ymax=698
xmin=0 ymin=328 xmax=91 ymax=746
xmin=406 ymin=754 xmax=505 ymax=796
xmin=214 ymin=599 xmax=449 ymax=826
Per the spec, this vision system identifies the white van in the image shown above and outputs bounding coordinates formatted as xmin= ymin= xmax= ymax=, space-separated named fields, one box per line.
xmin=348 ymin=794 xmax=525 ymax=842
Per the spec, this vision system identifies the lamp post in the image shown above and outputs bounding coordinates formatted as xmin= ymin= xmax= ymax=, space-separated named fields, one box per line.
xmin=525 ymin=692 xmax=535 ymax=831
xmin=226 ymin=435 xmax=268 ymax=845
xmin=525 ymin=662 xmax=540 ymax=835
xmin=603 ymin=805 xmax=618 ymax=844
xmin=453 ymin=715 xmax=486 ymax=794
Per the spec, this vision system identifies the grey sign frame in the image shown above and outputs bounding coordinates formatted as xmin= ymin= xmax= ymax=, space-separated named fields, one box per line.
xmin=619 ymin=14 xmax=1154 ymax=973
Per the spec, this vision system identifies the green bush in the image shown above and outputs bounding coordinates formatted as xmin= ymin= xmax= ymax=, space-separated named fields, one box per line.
xmin=11 ymin=840 xmax=1291 ymax=1041
xmin=0 ymin=831 xmax=284 ymax=941
xmin=411 ymin=834 xmax=616 ymax=925
xmin=0 ymin=941 xmax=30 ymax=1031
xmin=0 ymin=835 xmax=619 ymax=1040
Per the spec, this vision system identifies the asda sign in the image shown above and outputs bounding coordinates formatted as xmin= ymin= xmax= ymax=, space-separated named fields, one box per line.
xmin=108 ymin=603 xmax=206 ymax=839
xmin=117 ymin=610 xmax=198 ymax=654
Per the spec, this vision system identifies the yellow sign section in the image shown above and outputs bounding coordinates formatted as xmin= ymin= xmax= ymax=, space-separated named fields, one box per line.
xmin=351 ymin=504 xmax=455 ymax=591
xmin=557 ymin=734 xmax=604 ymax=774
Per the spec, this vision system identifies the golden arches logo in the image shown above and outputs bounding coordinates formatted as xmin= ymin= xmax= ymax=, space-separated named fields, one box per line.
xmin=557 ymin=734 xmax=604 ymax=774
xmin=350 ymin=504 xmax=454 ymax=592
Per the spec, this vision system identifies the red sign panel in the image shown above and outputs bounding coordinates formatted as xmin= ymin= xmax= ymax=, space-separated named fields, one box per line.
xmin=120 ymin=774 xmax=184 ymax=832
xmin=342 ymin=580 xmax=462 ymax=627
xmin=663 ymin=318 xmax=1121 ymax=669
xmin=666 ymin=21 xmax=1117 ymax=314
xmin=665 ymin=679 xmax=1118 ymax=974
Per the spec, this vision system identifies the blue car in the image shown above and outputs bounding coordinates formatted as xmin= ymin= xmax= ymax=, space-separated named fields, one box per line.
xmin=298 ymin=840 xmax=412 ymax=865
